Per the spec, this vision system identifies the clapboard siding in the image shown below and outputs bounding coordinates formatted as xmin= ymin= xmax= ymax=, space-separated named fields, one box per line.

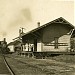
xmin=42 ymin=23 xmax=71 ymax=52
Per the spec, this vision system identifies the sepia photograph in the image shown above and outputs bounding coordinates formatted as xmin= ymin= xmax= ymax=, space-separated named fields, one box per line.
xmin=0 ymin=0 xmax=74 ymax=75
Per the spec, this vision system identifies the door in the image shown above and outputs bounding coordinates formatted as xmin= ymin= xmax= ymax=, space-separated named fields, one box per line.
xmin=34 ymin=39 xmax=37 ymax=52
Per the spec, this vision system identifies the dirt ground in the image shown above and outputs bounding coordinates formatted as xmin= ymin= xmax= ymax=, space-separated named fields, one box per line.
xmin=0 ymin=54 xmax=10 ymax=74
xmin=5 ymin=54 xmax=75 ymax=75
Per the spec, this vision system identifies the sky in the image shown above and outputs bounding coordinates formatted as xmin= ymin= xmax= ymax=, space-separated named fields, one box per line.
xmin=0 ymin=0 xmax=74 ymax=43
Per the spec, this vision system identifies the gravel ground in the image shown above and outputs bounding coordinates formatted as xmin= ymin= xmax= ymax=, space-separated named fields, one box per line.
xmin=0 ymin=54 xmax=10 ymax=74
xmin=5 ymin=54 xmax=75 ymax=75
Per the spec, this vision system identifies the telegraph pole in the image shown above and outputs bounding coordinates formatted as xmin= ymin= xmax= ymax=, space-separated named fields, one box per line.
xmin=19 ymin=27 xmax=25 ymax=52
xmin=20 ymin=27 xmax=25 ymax=34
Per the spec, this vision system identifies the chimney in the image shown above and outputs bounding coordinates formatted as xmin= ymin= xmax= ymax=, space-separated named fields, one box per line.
xmin=4 ymin=38 xmax=6 ymax=42
xmin=37 ymin=22 xmax=40 ymax=27
xmin=3 ymin=38 xmax=7 ymax=44
xmin=19 ymin=29 xmax=21 ymax=37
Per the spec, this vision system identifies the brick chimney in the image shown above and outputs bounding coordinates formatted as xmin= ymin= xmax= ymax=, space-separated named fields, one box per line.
xmin=37 ymin=22 xmax=40 ymax=27
xmin=3 ymin=38 xmax=6 ymax=42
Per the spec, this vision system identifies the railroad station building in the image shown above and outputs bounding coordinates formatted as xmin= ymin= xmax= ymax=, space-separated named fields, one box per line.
xmin=8 ymin=40 xmax=21 ymax=53
xmin=22 ymin=17 xmax=75 ymax=53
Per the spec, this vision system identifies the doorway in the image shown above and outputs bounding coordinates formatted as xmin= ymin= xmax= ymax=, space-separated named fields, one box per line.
xmin=34 ymin=39 xmax=37 ymax=52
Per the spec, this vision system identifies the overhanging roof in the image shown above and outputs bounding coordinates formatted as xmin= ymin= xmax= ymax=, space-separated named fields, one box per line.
xmin=8 ymin=40 xmax=21 ymax=46
xmin=22 ymin=17 xmax=74 ymax=37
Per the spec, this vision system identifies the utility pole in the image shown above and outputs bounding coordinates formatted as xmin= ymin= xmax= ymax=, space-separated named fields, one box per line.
xmin=20 ymin=27 xmax=25 ymax=34
xmin=19 ymin=27 xmax=25 ymax=39
xmin=19 ymin=27 xmax=25 ymax=52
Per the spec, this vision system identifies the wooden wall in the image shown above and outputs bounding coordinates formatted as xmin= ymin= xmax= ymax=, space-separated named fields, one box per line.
xmin=42 ymin=23 xmax=72 ymax=52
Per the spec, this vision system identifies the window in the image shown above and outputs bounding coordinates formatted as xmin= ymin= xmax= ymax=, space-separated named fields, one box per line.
xmin=54 ymin=37 xmax=58 ymax=49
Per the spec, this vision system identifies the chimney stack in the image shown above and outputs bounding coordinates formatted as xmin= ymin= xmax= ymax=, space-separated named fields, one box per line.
xmin=4 ymin=38 xmax=6 ymax=42
xmin=37 ymin=22 xmax=40 ymax=27
xmin=19 ymin=29 xmax=21 ymax=37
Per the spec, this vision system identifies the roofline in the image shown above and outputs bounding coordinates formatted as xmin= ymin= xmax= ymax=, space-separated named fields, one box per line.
xmin=13 ymin=33 xmax=25 ymax=40
xmin=13 ymin=36 xmax=19 ymax=40
xmin=59 ymin=17 xmax=74 ymax=28
xmin=8 ymin=40 xmax=21 ymax=46
xmin=22 ymin=17 xmax=75 ymax=37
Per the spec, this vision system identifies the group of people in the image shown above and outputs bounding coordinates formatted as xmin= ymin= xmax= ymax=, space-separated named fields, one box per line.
xmin=23 ymin=44 xmax=34 ymax=52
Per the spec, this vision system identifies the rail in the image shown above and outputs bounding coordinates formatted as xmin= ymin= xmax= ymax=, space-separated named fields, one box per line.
xmin=3 ymin=54 xmax=15 ymax=75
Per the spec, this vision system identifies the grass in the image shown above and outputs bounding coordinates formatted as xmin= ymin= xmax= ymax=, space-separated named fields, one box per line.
xmin=49 ymin=55 xmax=75 ymax=63
xmin=5 ymin=54 xmax=75 ymax=75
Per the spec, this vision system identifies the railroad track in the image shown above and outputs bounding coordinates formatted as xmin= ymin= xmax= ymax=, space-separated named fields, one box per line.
xmin=0 ymin=54 xmax=15 ymax=75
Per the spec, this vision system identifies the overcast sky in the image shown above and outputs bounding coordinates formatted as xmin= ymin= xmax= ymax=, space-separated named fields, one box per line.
xmin=0 ymin=0 xmax=74 ymax=43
